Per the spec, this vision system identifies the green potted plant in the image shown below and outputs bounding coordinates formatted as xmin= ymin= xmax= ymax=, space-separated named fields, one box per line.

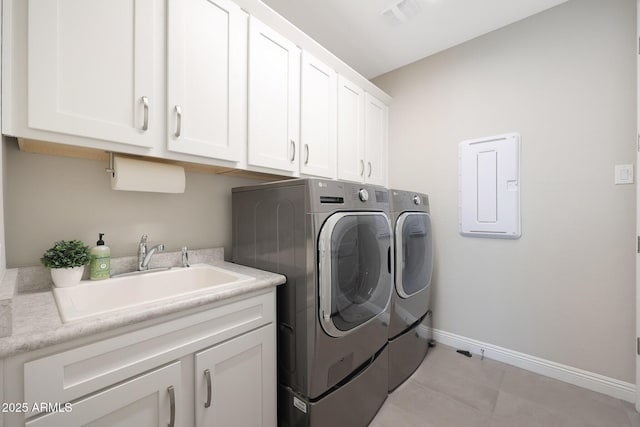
xmin=40 ymin=240 xmax=90 ymax=287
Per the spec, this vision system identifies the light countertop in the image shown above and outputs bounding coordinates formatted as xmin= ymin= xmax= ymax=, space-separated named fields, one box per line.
xmin=0 ymin=248 xmax=285 ymax=358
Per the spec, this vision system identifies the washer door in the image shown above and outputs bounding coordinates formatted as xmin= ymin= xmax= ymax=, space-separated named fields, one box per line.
xmin=318 ymin=212 xmax=393 ymax=337
xmin=395 ymin=212 xmax=433 ymax=298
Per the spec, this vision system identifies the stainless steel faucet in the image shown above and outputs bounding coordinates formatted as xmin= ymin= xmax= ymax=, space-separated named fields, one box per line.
xmin=138 ymin=234 xmax=165 ymax=271
xmin=181 ymin=246 xmax=190 ymax=268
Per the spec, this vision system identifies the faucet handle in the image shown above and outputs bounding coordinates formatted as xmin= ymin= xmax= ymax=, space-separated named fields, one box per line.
xmin=139 ymin=234 xmax=148 ymax=245
xmin=182 ymin=246 xmax=190 ymax=268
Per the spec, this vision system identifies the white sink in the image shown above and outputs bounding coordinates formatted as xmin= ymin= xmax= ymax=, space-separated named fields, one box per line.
xmin=53 ymin=264 xmax=255 ymax=323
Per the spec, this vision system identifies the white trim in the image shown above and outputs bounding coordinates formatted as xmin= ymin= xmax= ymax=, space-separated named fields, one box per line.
xmin=432 ymin=328 xmax=636 ymax=403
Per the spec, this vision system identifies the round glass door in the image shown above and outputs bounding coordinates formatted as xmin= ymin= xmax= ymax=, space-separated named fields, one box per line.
xmin=318 ymin=212 xmax=393 ymax=337
xmin=395 ymin=212 xmax=433 ymax=298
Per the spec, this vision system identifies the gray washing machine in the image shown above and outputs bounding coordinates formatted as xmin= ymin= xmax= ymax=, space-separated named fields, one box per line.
xmin=232 ymin=178 xmax=393 ymax=427
xmin=388 ymin=189 xmax=434 ymax=391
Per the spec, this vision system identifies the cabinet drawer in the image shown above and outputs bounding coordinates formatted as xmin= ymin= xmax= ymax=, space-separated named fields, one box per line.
xmin=24 ymin=290 xmax=274 ymax=409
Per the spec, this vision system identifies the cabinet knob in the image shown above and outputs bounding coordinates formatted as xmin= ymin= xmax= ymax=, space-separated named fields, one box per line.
xmin=368 ymin=161 xmax=372 ymax=178
xmin=360 ymin=160 xmax=365 ymax=177
xmin=290 ymin=140 xmax=296 ymax=163
xmin=304 ymin=144 xmax=310 ymax=165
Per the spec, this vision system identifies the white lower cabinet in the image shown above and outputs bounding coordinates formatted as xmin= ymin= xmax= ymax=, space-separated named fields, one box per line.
xmin=0 ymin=361 xmax=4 ymax=427
xmin=195 ymin=325 xmax=276 ymax=427
xmin=2 ymin=290 xmax=276 ymax=427
xmin=26 ymin=362 xmax=182 ymax=427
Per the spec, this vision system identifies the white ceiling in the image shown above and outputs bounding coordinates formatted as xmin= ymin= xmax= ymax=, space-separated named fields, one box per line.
xmin=260 ymin=0 xmax=569 ymax=79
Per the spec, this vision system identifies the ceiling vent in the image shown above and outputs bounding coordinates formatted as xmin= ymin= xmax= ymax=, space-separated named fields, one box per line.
xmin=380 ymin=0 xmax=422 ymax=25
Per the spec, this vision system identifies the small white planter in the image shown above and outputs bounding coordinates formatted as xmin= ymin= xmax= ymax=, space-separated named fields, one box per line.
xmin=50 ymin=266 xmax=85 ymax=288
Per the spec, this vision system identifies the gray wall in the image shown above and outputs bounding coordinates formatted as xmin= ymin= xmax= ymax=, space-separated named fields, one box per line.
xmin=374 ymin=0 xmax=636 ymax=382
xmin=4 ymin=139 xmax=262 ymax=267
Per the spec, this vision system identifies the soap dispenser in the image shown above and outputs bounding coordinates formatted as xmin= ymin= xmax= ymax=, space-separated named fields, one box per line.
xmin=90 ymin=233 xmax=111 ymax=280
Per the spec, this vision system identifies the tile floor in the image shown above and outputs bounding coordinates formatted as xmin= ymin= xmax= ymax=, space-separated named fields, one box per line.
xmin=370 ymin=344 xmax=640 ymax=427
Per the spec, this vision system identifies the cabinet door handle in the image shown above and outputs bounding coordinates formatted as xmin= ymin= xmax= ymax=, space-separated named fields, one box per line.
xmin=204 ymin=368 xmax=212 ymax=408
xmin=368 ymin=161 xmax=372 ymax=178
xmin=174 ymin=105 xmax=182 ymax=138
xmin=290 ymin=140 xmax=296 ymax=162
xmin=304 ymin=144 xmax=310 ymax=165
xmin=167 ymin=385 xmax=176 ymax=427
xmin=141 ymin=96 xmax=149 ymax=131
xmin=360 ymin=160 xmax=365 ymax=176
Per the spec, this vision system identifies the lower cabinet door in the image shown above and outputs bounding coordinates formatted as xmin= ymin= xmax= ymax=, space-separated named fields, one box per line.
xmin=195 ymin=324 xmax=276 ymax=427
xmin=26 ymin=362 xmax=181 ymax=427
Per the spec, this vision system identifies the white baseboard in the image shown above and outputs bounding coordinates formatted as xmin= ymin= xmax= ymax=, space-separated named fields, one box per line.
xmin=431 ymin=328 xmax=636 ymax=403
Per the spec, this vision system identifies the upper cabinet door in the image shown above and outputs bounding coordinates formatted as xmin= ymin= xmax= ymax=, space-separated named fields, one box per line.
xmin=167 ymin=0 xmax=247 ymax=162
xmin=300 ymin=51 xmax=337 ymax=179
xmin=248 ymin=17 xmax=301 ymax=174
xmin=337 ymin=76 xmax=365 ymax=183
xmin=364 ymin=93 xmax=388 ymax=186
xmin=27 ymin=0 xmax=159 ymax=148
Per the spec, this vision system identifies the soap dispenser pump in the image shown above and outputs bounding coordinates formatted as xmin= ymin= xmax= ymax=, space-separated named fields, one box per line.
xmin=90 ymin=233 xmax=111 ymax=280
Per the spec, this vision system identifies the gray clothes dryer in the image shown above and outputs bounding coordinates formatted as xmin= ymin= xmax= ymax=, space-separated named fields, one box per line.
xmin=232 ymin=179 xmax=393 ymax=427
xmin=388 ymin=189 xmax=434 ymax=391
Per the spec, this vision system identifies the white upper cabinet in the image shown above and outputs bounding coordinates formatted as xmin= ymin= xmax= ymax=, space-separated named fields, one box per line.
xmin=337 ymin=78 xmax=388 ymax=186
xmin=247 ymin=17 xmax=301 ymax=174
xmin=364 ymin=93 xmax=388 ymax=186
xmin=5 ymin=0 xmax=389 ymax=177
xmin=27 ymin=0 xmax=161 ymax=149
xmin=337 ymin=76 xmax=366 ymax=183
xmin=167 ymin=0 xmax=247 ymax=162
xmin=299 ymin=51 xmax=337 ymax=179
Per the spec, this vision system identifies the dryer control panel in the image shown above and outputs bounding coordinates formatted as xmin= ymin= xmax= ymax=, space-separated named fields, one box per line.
xmin=309 ymin=180 xmax=390 ymax=212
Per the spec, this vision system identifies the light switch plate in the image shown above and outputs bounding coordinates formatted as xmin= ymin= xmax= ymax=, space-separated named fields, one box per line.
xmin=614 ymin=164 xmax=634 ymax=185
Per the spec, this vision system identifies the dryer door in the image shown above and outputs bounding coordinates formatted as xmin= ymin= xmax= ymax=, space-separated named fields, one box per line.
xmin=318 ymin=212 xmax=393 ymax=337
xmin=395 ymin=212 xmax=433 ymax=298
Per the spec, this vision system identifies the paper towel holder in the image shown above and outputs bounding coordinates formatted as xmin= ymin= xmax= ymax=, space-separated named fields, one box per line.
xmin=106 ymin=152 xmax=115 ymax=178
xmin=108 ymin=153 xmax=186 ymax=194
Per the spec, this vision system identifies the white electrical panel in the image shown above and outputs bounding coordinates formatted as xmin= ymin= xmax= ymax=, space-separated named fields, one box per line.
xmin=458 ymin=133 xmax=521 ymax=239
